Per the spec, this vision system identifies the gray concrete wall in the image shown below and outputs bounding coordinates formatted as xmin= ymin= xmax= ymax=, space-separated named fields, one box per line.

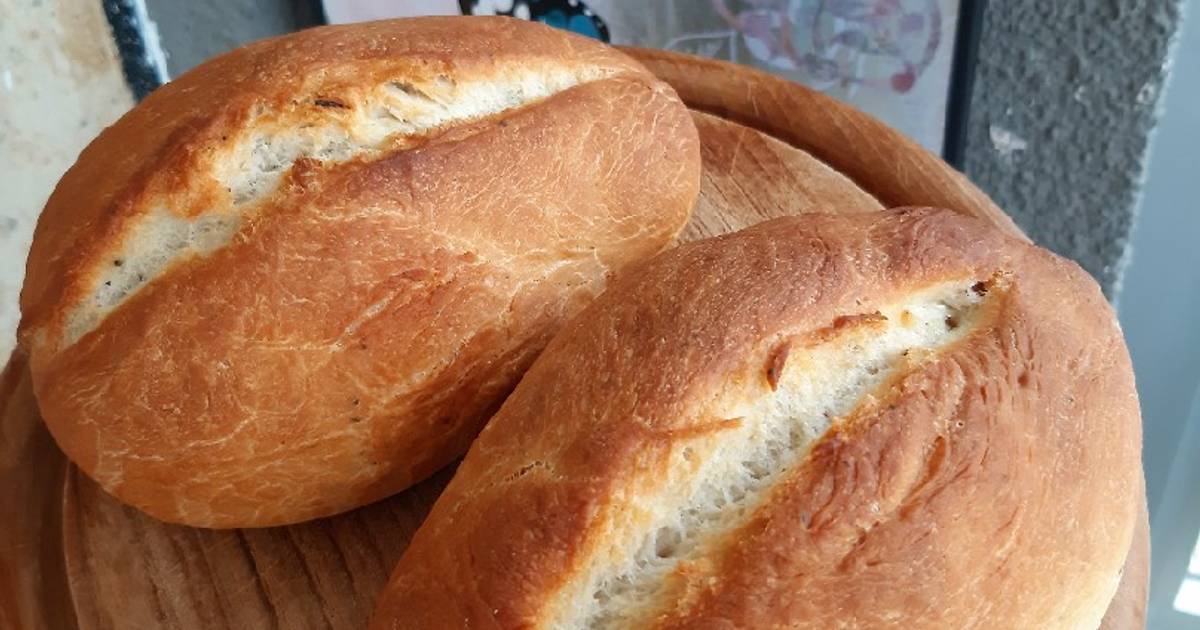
xmin=963 ymin=0 xmax=1183 ymax=298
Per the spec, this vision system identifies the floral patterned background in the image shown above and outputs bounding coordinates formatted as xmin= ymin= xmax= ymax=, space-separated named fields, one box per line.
xmin=323 ymin=0 xmax=960 ymax=152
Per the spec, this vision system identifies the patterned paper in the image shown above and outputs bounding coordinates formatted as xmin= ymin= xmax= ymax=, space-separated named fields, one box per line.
xmin=324 ymin=0 xmax=959 ymax=152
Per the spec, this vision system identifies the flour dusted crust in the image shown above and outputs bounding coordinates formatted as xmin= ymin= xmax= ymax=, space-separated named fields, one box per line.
xmin=19 ymin=17 xmax=700 ymax=527
xmin=373 ymin=208 xmax=1140 ymax=629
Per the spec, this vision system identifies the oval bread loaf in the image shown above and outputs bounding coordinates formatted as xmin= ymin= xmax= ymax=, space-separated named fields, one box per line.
xmin=371 ymin=208 xmax=1141 ymax=629
xmin=18 ymin=17 xmax=701 ymax=527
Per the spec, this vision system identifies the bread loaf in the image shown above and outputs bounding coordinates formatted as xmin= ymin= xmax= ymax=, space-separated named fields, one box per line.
xmin=371 ymin=208 xmax=1141 ymax=629
xmin=18 ymin=17 xmax=700 ymax=527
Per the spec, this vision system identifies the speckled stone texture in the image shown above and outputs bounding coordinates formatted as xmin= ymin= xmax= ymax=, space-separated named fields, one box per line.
xmin=0 ymin=0 xmax=134 ymax=362
xmin=963 ymin=0 xmax=1183 ymax=298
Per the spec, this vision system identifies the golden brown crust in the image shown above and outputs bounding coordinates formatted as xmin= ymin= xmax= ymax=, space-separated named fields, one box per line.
xmin=19 ymin=17 xmax=700 ymax=527
xmin=372 ymin=208 xmax=1141 ymax=629
xmin=1099 ymin=481 xmax=1150 ymax=630
xmin=20 ymin=17 xmax=651 ymax=339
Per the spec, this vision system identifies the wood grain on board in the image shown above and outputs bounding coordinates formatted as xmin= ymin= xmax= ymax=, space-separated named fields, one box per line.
xmin=0 ymin=49 xmax=1145 ymax=630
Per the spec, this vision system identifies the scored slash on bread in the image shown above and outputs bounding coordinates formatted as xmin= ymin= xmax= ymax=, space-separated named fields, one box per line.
xmin=371 ymin=208 xmax=1141 ymax=630
xmin=17 ymin=17 xmax=701 ymax=527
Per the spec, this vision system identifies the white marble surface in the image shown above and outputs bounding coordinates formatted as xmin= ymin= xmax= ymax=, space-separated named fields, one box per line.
xmin=0 ymin=0 xmax=133 ymax=361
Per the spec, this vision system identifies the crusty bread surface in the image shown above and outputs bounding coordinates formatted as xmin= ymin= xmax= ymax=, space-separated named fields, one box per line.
xmin=18 ymin=16 xmax=701 ymax=527
xmin=371 ymin=208 xmax=1141 ymax=629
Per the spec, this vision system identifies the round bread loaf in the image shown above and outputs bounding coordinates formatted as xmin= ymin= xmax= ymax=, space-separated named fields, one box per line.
xmin=18 ymin=17 xmax=701 ymax=527
xmin=372 ymin=208 xmax=1141 ymax=629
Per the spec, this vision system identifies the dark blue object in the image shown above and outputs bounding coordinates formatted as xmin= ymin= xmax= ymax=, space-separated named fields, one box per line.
xmin=101 ymin=0 xmax=166 ymax=100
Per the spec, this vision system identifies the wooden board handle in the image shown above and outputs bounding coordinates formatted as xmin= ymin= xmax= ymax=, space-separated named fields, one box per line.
xmin=624 ymin=47 xmax=1025 ymax=241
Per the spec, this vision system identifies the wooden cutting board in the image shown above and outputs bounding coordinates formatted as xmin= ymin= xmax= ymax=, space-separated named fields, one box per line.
xmin=0 ymin=49 xmax=1147 ymax=630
